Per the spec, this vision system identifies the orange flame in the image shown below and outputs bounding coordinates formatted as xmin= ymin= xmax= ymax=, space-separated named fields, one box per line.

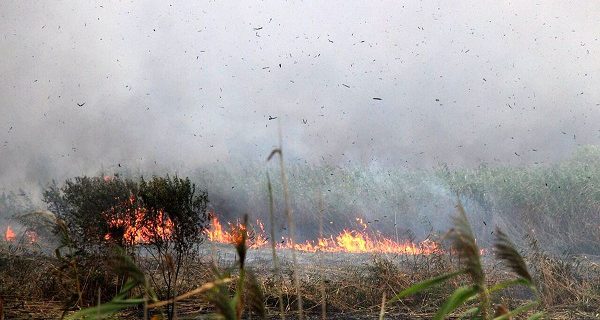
xmin=103 ymin=197 xmax=174 ymax=245
xmin=5 ymin=226 xmax=16 ymax=242
xmin=205 ymin=216 xmax=268 ymax=248
xmin=3 ymin=226 xmax=39 ymax=244
xmin=205 ymin=215 xmax=442 ymax=255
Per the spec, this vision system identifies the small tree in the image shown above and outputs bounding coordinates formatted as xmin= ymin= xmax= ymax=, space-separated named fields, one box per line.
xmin=43 ymin=175 xmax=209 ymax=314
xmin=43 ymin=176 xmax=141 ymax=306
xmin=137 ymin=175 xmax=209 ymax=319
xmin=43 ymin=176 xmax=140 ymax=254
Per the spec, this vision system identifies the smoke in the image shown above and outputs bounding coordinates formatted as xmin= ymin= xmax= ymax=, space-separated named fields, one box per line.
xmin=1 ymin=1 xmax=600 ymax=197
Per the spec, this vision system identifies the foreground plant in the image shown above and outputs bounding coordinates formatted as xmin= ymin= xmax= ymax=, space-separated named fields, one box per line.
xmin=204 ymin=214 xmax=266 ymax=320
xmin=64 ymin=246 xmax=159 ymax=320
xmin=390 ymin=202 xmax=544 ymax=320
xmin=65 ymin=214 xmax=264 ymax=320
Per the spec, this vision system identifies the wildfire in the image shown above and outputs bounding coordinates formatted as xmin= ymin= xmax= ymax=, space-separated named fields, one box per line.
xmin=101 ymin=202 xmax=441 ymax=255
xmin=205 ymin=216 xmax=268 ymax=248
xmin=3 ymin=226 xmax=38 ymax=244
xmin=5 ymin=226 xmax=16 ymax=242
xmin=103 ymin=197 xmax=174 ymax=244
xmin=204 ymin=215 xmax=441 ymax=255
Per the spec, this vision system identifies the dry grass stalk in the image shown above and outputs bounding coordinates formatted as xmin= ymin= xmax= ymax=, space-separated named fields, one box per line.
xmin=378 ymin=292 xmax=386 ymax=320
xmin=267 ymin=124 xmax=303 ymax=320
xmin=267 ymin=171 xmax=286 ymax=320
xmin=318 ymin=192 xmax=326 ymax=320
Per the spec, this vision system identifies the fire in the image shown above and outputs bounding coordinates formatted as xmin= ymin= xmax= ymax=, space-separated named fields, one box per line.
xmin=3 ymin=226 xmax=38 ymax=244
xmin=205 ymin=216 xmax=268 ymax=248
xmin=204 ymin=215 xmax=441 ymax=255
xmin=103 ymin=197 xmax=174 ymax=245
xmin=205 ymin=216 xmax=227 ymax=242
xmin=283 ymin=230 xmax=440 ymax=255
xmin=5 ymin=226 xmax=16 ymax=242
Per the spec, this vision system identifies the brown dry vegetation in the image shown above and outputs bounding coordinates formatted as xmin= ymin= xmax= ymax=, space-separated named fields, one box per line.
xmin=2 ymin=240 xmax=599 ymax=319
xmin=2 ymin=148 xmax=600 ymax=319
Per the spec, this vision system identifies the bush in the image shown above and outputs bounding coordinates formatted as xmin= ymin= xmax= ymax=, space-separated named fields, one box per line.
xmin=44 ymin=176 xmax=140 ymax=253
xmin=42 ymin=174 xmax=209 ymax=313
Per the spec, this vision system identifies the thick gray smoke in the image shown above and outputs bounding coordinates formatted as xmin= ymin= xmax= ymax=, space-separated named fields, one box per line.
xmin=1 ymin=1 xmax=599 ymax=189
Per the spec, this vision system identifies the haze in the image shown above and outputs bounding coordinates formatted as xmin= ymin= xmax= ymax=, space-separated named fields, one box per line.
xmin=1 ymin=1 xmax=600 ymax=189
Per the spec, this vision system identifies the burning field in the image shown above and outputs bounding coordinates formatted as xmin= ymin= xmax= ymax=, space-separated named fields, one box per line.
xmin=1 ymin=158 xmax=600 ymax=320
xmin=205 ymin=215 xmax=441 ymax=255
xmin=4 ymin=0 xmax=600 ymax=318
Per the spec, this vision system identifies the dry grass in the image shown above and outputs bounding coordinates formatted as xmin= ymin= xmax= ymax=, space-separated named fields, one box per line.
xmin=1 ymin=245 xmax=599 ymax=319
xmin=527 ymin=238 xmax=600 ymax=313
xmin=3 ymin=147 xmax=600 ymax=319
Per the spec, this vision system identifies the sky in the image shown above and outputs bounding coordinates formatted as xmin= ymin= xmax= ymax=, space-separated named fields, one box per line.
xmin=1 ymin=1 xmax=600 ymax=188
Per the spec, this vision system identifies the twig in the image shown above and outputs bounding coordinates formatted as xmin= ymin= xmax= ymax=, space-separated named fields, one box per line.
xmin=147 ymin=278 xmax=232 ymax=309
xmin=379 ymin=292 xmax=386 ymax=320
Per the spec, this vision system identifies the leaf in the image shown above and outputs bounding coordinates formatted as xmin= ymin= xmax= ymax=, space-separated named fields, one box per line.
xmin=488 ymin=278 xmax=532 ymax=293
xmin=147 ymin=278 xmax=232 ymax=309
xmin=65 ymin=298 xmax=146 ymax=319
xmin=205 ymin=283 xmax=237 ymax=320
xmin=457 ymin=306 xmax=480 ymax=319
xmin=451 ymin=202 xmax=485 ymax=285
xmin=114 ymin=278 xmax=138 ymax=300
xmin=244 ymin=270 xmax=266 ymax=318
xmin=389 ymin=270 xmax=465 ymax=303
xmin=433 ymin=285 xmax=479 ymax=320
xmin=110 ymin=247 xmax=146 ymax=285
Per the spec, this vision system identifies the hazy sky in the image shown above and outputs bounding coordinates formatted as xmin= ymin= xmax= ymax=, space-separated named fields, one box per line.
xmin=1 ymin=1 xmax=600 ymax=187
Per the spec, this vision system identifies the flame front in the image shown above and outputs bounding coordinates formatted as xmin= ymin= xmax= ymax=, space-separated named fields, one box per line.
xmin=204 ymin=215 xmax=441 ymax=255
xmin=103 ymin=206 xmax=440 ymax=255
xmin=5 ymin=226 xmax=16 ymax=242
xmin=205 ymin=216 xmax=268 ymax=249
